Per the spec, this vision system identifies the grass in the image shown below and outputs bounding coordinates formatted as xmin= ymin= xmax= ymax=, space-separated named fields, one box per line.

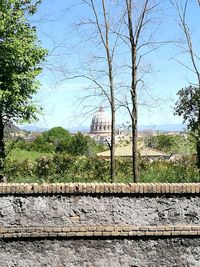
xmin=7 ymin=148 xmax=53 ymax=162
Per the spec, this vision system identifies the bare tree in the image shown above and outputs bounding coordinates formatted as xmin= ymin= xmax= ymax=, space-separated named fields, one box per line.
xmin=171 ymin=0 xmax=200 ymax=169
xmin=90 ymin=0 xmax=117 ymax=181
xmin=122 ymin=0 xmax=163 ymax=182
xmin=63 ymin=0 xmax=123 ymax=182
xmin=170 ymin=0 xmax=200 ymax=85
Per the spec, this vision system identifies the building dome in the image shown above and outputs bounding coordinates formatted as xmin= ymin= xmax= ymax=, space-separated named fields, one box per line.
xmin=90 ymin=107 xmax=111 ymax=135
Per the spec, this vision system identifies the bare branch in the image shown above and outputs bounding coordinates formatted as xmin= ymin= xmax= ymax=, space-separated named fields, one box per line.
xmin=170 ymin=0 xmax=200 ymax=85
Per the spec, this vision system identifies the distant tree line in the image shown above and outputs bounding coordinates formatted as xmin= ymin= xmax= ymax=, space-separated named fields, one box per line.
xmin=14 ymin=127 xmax=103 ymax=156
xmin=144 ymin=134 xmax=195 ymax=155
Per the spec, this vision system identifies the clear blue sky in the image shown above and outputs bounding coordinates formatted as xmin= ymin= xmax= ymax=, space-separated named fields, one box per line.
xmin=27 ymin=0 xmax=200 ymax=130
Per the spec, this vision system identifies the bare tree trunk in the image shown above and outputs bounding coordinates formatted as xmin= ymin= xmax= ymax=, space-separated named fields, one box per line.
xmin=131 ymin=45 xmax=138 ymax=182
xmin=104 ymin=12 xmax=116 ymax=181
xmin=126 ymin=0 xmax=141 ymax=182
xmin=125 ymin=0 xmax=153 ymax=182
xmin=196 ymin=140 xmax=200 ymax=169
xmin=197 ymin=112 xmax=200 ymax=170
xmin=109 ymin=60 xmax=116 ymax=180
xmin=0 ymin=115 xmax=5 ymax=179
xmin=110 ymin=102 xmax=116 ymax=181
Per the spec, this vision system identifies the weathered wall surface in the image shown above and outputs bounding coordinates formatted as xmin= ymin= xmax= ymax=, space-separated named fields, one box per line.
xmin=1 ymin=183 xmax=200 ymax=267
xmin=1 ymin=238 xmax=200 ymax=267
xmin=1 ymin=194 xmax=200 ymax=227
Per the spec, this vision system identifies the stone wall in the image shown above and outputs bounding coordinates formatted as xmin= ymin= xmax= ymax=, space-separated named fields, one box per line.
xmin=1 ymin=194 xmax=200 ymax=227
xmin=1 ymin=183 xmax=200 ymax=266
xmin=1 ymin=238 xmax=200 ymax=267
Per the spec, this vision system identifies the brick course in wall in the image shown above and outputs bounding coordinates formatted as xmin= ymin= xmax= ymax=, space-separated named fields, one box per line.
xmin=0 ymin=225 xmax=200 ymax=239
xmin=0 ymin=182 xmax=200 ymax=194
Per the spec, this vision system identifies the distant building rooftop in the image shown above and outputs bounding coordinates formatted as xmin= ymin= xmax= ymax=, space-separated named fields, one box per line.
xmin=97 ymin=144 xmax=169 ymax=159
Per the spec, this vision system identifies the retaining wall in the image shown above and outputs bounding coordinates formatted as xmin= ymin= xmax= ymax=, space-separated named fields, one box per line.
xmin=1 ymin=183 xmax=200 ymax=266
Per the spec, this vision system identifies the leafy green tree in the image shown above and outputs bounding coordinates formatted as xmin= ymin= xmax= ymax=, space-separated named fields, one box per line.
xmin=145 ymin=134 xmax=175 ymax=152
xmin=144 ymin=133 xmax=195 ymax=156
xmin=68 ymin=132 xmax=92 ymax=156
xmin=42 ymin=127 xmax=71 ymax=142
xmin=32 ymin=135 xmax=54 ymax=153
xmin=175 ymin=85 xmax=200 ymax=168
xmin=0 ymin=0 xmax=47 ymax=176
xmin=42 ymin=127 xmax=71 ymax=152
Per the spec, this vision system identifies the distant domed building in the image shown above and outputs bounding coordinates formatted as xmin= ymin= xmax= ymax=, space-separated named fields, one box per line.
xmin=89 ymin=107 xmax=112 ymax=144
xmin=90 ymin=107 xmax=111 ymax=136
xmin=89 ymin=106 xmax=129 ymax=144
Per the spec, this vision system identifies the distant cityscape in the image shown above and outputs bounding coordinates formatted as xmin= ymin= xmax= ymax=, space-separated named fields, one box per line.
xmin=18 ymin=123 xmax=187 ymax=134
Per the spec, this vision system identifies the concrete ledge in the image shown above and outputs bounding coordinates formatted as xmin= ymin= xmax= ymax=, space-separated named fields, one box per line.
xmin=0 ymin=225 xmax=200 ymax=239
xmin=0 ymin=183 xmax=200 ymax=195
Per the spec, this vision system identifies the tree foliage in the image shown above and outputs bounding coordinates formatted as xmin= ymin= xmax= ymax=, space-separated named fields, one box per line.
xmin=14 ymin=127 xmax=97 ymax=156
xmin=0 ymin=0 xmax=47 ymax=124
xmin=0 ymin=0 xmax=47 ymax=174
xmin=145 ymin=134 xmax=175 ymax=152
xmin=42 ymin=127 xmax=71 ymax=145
xmin=175 ymin=85 xmax=200 ymax=168
xmin=26 ymin=127 xmax=72 ymax=153
xmin=175 ymin=86 xmax=200 ymax=134
xmin=144 ymin=133 xmax=195 ymax=155
xmin=68 ymin=132 xmax=94 ymax=156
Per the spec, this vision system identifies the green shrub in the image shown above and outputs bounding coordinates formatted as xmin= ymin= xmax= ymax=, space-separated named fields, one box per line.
xmin=144 ymin=134 xmax=196 ymax=155
xmin=5 ymin=159 xmax=22 ymax=178
xmin=20 ymin=159 xmax=35 ymax=177
xmin=53 ymin=153 xmax=75 ymax=174
xmin=139 ymin=158 xmax=199 ymax=183
xmin=32 ymin=136 xmax=54 ymax=153
xmin=36 ymin=156 xmax=55 ymax=178
xmin=3 ymin=147 xmax=200 ymax=183
xmin=81 ymin=157 xmax=110 ymax=182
